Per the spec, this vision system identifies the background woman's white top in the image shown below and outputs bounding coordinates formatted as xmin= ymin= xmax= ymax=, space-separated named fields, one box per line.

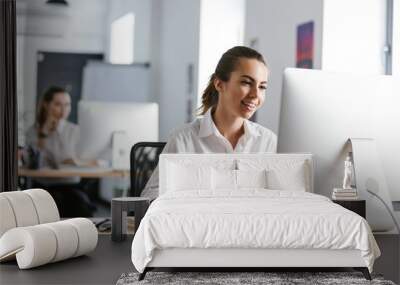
xmin=26 ymin=120 xmax=79 ymax=168
xmin=141 ymin=109 xmax=277 ymax=199
xmin=25 ymin=120 xmax=80 ymax=184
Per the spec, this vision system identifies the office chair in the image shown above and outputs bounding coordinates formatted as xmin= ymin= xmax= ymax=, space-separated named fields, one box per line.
xmin=130 ymin=142 xmax=166 ymax=197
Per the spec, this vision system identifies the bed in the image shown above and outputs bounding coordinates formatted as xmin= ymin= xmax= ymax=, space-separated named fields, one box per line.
xmin=131 ymin=154 xmax=380 ymax=280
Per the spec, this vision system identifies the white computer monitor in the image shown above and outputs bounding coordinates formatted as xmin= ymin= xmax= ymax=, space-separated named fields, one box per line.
xmin=77 ymin=101 xmax=159 ymax=169
xmin=278 ymin=68 xmax=400 ymax=231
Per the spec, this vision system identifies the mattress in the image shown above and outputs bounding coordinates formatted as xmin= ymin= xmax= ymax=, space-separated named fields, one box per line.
xmin=131 ymin=190 xmax=380 ymax=273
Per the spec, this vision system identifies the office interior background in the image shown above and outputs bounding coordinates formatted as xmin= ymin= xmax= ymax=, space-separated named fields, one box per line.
xmin=1 ymin=0 xmax=400 ymax=284
xmin=14 ymin=0 xmax=400 ymax=217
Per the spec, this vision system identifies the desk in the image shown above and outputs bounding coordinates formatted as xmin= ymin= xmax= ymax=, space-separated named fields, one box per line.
xmin=18 ymin=168 xmax=130 ymax=190
xmin=18 ymin=168 xmax=130 ymax=178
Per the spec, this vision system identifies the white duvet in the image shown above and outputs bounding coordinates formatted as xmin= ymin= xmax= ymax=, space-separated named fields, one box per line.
xmin=131 ymin=190 xmax=380 ymax=273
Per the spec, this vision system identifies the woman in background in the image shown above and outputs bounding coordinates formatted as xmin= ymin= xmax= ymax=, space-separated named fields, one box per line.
xmin=142 ymin=46 xmax=277 ymax=200
xmin=26 ymin=86 xmax=79 ymax=168
xmin=25 ymin=86 xmax=96 ymax=217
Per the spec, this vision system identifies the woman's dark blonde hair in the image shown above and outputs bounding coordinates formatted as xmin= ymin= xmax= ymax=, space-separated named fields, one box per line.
xmin=36 ymin=86 xmax=67 ymax=131
xmin=198 ymin=46 xmax=267 ymax=115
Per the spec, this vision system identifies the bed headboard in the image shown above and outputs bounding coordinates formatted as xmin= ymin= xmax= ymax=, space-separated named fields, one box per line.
xmin=159 ymin=153 xmax=313 ymax=195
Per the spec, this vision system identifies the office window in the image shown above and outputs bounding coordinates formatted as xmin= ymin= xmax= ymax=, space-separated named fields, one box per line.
xmin=197 ymin=0 xmax=245 ymax=108
xmin=110 ymin=13 xmax=135 ymax=64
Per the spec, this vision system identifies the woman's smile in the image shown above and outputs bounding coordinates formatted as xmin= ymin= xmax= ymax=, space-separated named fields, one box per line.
xmin=240 ymin=100 xmax=258 ymax=112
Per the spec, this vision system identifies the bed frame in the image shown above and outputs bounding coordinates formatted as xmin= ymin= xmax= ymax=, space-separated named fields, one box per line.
xmin=138 ymin=248 xmax=371 ymax=280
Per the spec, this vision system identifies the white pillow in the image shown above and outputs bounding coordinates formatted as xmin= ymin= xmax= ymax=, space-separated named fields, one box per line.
xmin=167 ymin=162 xmax=212 ymax=192
xmin=211 ymin=169 xmax=268 ymax=190
xmin=212 ymin=169 xmax=236 ymax=190
xmin=237 ymin=169 xmax=268 ymax=189
xmin=237 ymin=159 xmax=309 ymax=191
xmin=267 ymin=161 xmax=307 ymax=191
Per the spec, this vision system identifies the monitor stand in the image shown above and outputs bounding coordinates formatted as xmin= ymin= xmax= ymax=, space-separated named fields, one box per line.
xmin=349 ymin=138 xmax=400 ymax=232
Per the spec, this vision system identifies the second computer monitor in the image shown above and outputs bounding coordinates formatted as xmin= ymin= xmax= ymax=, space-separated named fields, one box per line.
xmin=77 ymin=101 xmax=159 ymax=169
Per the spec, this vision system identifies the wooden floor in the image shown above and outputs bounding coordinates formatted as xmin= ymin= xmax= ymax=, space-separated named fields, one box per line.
xmin=0 ymin=235 xmax=134 ymax=285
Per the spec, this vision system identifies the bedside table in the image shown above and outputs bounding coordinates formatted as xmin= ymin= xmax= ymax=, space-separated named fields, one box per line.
xmin=332 ymin=199 xmax=366 ymax=218
xmin=111 ymin=197 xmax=150 ymax=242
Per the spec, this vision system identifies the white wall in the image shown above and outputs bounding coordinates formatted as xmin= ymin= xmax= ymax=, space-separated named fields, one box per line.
xmin=148 ymin=0 xmax=163 ymax=104
xmin=198 ymin=0 xmax=246 ymax=107
xmin=322 ymin=0 xmax=386 ymax=75
xmin=154 ymin=0 xmax=201 ymax=140
xmin=392 ymin=0 xmax=400 ymax=76
xmin=104 ymin=0 xmax=152 ymax=63
xmin=17 ymin=0 xmax=107 ymax=135
xmin=244 ymin=0 xmax=323 ymax=135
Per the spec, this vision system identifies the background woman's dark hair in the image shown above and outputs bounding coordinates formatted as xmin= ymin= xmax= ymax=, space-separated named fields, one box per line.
xmin=198 ymin=46 xmax=267 ymax=115
xmin=36 ymin=86 xmax=67 ymax=130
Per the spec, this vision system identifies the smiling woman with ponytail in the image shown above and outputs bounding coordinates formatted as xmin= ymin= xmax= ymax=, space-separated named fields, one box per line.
xmin=142 ymin=46 xmax=277 ymax=200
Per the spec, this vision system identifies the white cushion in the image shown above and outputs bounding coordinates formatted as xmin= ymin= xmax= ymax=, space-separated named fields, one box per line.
xmin=24 ymin=189 xmax=60 ymax=224
xmin=0 ymin=189 xmax=97 ymax=269
xmin=42 ymin=222 xmax=79 ymax=262
xmin=0 ymin=225 xmax=57 ymax=269
xmin=0 ymin=218 xmax=97 ymax=269
xmin=266 ymin=162 xmax=307 ymax=191
xmin=237 ymin=169 xmax=268 ymax=189
xmin=0 ymin=189 xmax=60 ymax=237
xmin=212 ymin=169 xmax=236 ymax=190
xmin=166 ymin=162 xmax=212 ymax=192
xmin=238 ymin=159 xmax=309 ymax=191
xmin=65 ymin=218 xmax=98 ymax=257
xmin=211 ymin=169 xmax=268 ymax=190
xmin=1 ymin=191 xmax=39 ymax=227
xmin=0 ymin=196 xmax=16 ymax=237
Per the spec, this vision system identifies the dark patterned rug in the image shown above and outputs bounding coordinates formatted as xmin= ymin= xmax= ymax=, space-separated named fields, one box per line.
xmin=116 ymin=271 xmax=396 ymax=285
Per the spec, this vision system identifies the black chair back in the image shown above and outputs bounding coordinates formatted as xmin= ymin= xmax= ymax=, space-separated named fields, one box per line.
xmin=130 ymin=142 xmax=166 ymax=197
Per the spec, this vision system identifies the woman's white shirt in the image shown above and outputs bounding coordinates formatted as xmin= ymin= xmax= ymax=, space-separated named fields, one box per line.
xmin=141 ymin=109 xmax=277 ymax=199
xmin=25 ymin=120 xmax=80 ymax=184
xmin=26 ymin=120 xmax=79 ymax=167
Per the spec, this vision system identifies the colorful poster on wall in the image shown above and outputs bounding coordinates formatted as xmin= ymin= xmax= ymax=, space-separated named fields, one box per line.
xmin=296 ymin=21 xmax=314 ymax=69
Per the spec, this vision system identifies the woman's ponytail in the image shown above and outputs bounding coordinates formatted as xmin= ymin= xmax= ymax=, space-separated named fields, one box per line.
xmin=198 ymin=73 xmax=218 ymax=115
